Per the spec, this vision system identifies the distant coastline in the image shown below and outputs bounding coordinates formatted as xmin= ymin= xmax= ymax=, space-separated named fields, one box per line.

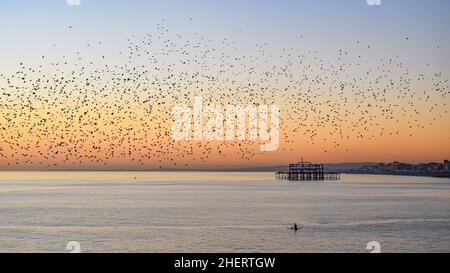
xmin=342 ymin=170 xmax=450 ymax=178
xmin=0 ymin=160 xmax=449 ymax=178
xmin=341 ymin=160 xmax=450 ymax=178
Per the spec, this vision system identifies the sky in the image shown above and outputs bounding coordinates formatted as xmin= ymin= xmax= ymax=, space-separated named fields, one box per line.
xmin=0 ymin=0 xmax=449 ymax=169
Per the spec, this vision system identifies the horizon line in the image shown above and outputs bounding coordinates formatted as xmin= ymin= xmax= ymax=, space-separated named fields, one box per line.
xmin=0 ymin=159 xmax=448 ymax=172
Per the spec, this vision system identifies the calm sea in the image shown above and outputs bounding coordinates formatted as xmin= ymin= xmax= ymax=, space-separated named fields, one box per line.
xmin=0 ymin=172 xmax=449 ymax=253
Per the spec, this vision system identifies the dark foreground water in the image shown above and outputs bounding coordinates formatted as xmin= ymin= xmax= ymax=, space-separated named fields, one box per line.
xmin=0 ymin=172 xmax=449 ymax=253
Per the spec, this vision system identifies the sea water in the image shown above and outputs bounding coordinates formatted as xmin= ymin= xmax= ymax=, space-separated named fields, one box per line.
xmin=0 ymin=172 xmax=449 ymax=253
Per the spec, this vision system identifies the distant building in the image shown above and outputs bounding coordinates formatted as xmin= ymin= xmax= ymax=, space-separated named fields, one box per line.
xmin=432 ymin=163 xmax=444 ymax=171
xmin=418 ymin=162 xmax=443 ymax=172
xmin=391 ymin=162 xmax=415 ymax=172
xmin=353 ymin=160 xmax=449 ymax=177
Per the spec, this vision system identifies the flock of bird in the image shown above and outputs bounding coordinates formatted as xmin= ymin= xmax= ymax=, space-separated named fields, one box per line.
xmin=0 ymin=21 xmax=448 ymax=169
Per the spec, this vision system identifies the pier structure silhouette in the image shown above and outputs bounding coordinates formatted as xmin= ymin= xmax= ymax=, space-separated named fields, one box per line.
xmin=276 ymin=159 xmax=340 ymax=181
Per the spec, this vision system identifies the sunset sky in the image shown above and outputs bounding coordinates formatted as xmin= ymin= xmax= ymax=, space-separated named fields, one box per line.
xmin=0 ymin=0 xmax=449 ymax=169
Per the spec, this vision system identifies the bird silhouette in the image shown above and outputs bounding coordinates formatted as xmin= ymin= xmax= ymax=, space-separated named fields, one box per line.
xmin=0 ymin=20 xmax=448 ymax=170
